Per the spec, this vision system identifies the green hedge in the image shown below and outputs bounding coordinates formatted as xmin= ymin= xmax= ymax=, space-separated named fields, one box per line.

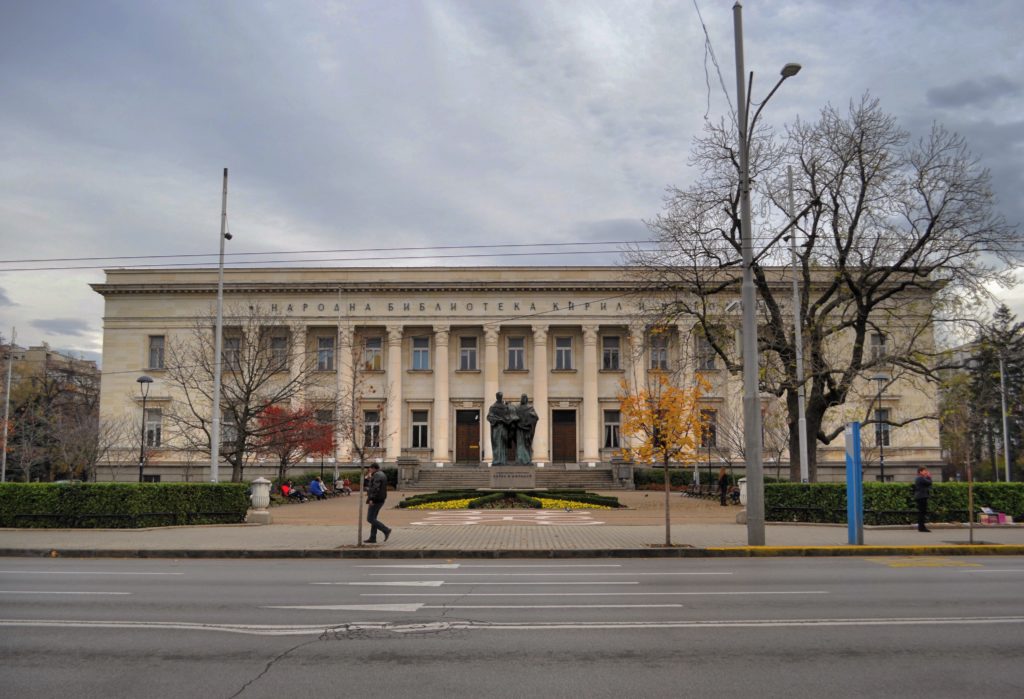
xmin=0 ymin=482 xmax=250 ymax=528
xmin=765 ymin=482 xmax=1024 ymax=525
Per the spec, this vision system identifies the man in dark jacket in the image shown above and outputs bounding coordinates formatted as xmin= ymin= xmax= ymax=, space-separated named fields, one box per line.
xmin=364 ymin=464 xmax=392 ymax=543
xmin=912 ymin=466 xmax=933 ymax=533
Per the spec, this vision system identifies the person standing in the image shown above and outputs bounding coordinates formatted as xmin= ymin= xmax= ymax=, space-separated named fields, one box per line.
xmin=718 ymin=466 xmax=729 ymax=506
xmin=912 ymin=466 xmax=933 ymax=533
xmin=364 ymin=464 xmax=392 ymax=543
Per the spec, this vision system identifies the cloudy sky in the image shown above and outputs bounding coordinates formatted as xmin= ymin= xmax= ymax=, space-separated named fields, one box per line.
xmin=1 ymin=0 xmax=1022 ymax=364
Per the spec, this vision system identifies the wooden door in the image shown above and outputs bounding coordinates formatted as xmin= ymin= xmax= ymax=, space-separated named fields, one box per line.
xmin=551 ymin=409 xmax=577 ymax=463
xmin=455 ymin=410 xmax=481 ymax=463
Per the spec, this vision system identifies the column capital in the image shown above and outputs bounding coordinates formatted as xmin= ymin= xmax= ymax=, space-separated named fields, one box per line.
xmin=433 ymin=324 xmax=450 ymax=346
xmin=531 ymin=324 xmax=549 ymax=341
xmin=387 ymin=325 xmax=403 ymax=346
xmin=483 ymin=325 xmax=501 ymax=345
xmin=338 ymin=324 xmax=354 ymax=346
xmin=582 ymin=324 xmax=599 ymax=345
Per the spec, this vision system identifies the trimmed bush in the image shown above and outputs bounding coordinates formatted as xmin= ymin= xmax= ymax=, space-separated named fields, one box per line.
xmin=0 ymin=482 xmax=250 ymax=528
xmin=765 ymin=482 xmax=1024 ymax=525
xmin=399 ymin=489 xmax=623 ymax=509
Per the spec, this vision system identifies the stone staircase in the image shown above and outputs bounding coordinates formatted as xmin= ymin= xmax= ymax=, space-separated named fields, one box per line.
xmin=405 ymin=466 xmax=622 ymax=492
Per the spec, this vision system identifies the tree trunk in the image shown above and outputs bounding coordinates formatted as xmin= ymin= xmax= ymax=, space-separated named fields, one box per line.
xmin=663 ymin=454 xmax=671 ymax=546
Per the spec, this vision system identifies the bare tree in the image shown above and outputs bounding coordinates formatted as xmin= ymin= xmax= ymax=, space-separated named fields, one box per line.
xmin=630 ymin=95 xmax=1019 ymax=481
xmin=162 ymin=304 xmax=321 ymax=482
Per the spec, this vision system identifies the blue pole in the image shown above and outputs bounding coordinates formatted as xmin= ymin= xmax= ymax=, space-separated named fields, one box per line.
xmin=845 ymin=422 xmax=864 ymax=545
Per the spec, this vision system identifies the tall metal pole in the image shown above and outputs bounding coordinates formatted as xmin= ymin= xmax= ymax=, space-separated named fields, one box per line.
xmin=1 ymin=327 xmax=15 ymax=483
xmin=999 ymin=354 xmax=1011 ymax=482
xmin=210 ymin=168 xmax=228 ymax=483
xmin=733 ymin=1 xmax=765 ymax=545
xmin=875 ymin=376 xmax=886 ymax=482
xmin=787 ymin=168 xmax=810 ymax=483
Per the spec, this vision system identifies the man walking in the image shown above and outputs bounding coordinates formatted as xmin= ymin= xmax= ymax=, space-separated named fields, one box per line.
xmin=912 ymin=466 xmax=933 ymax=533
xmin=364 ymin=464 xmax=392 ymax=543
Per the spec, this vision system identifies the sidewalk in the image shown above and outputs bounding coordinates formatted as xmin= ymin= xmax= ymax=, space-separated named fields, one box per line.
xmin=1 ymin=491 xmax=1022 ymax=558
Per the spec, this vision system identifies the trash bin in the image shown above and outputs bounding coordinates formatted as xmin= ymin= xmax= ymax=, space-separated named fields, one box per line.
xmin=738 ymin=477 xmax=748 ymax=506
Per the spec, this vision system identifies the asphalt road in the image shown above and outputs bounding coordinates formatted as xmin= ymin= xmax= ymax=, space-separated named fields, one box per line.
xmin=1 ymin=556 xmax=1022 ymax=698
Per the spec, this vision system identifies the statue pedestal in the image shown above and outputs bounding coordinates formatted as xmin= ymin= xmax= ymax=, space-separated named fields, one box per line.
xmin=489 ymin=465 xmax=536 ymax=489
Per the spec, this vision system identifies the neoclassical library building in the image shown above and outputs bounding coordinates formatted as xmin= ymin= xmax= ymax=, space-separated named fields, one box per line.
xmin=92 ymin=266 xmax=942 ymax=483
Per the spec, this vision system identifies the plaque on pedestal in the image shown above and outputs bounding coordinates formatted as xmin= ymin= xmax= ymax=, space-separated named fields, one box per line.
xmin=489 ymin=465 xmax=536 ymax=489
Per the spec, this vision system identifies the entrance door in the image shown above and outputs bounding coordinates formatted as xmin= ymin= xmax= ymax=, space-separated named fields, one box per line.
xmin=551 ymin=410 xmax=577 ymax=463
xmin=455 ymin=410 xmax=481 ymax=463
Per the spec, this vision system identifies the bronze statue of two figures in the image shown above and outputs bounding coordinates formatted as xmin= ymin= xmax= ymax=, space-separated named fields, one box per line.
xmin=487 ymin=392 xmax=539 ymax=465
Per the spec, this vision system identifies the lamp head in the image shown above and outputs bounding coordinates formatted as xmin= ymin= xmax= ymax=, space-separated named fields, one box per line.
xmin=780 ymin=63 xmax=802 ymax=78
xmin=137 ymin=374 xmax=153 ymax=396
xmin=224 ymin=232 xmax=233 ymax=241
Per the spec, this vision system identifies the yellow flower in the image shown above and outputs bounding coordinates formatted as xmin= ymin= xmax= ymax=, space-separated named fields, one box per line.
xmin=406 ymin=498 xmax=475 ymax=510
xmin=537 ymin=498 xmax=611 ymax=510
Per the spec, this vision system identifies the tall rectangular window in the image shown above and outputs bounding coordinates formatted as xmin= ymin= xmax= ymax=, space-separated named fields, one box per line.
xmin=144 ymin=408 xmax=162 ymax=448
xmin=507 ymin=336 xmax=525 ymax=370
xmin=649 ymin=334 xmax=669 ymax=371
xmin=363 ymin=337 xmax=383 ymax=371
xmin=870 ymin=332 xmax=887 ymax=360
xmin=148 ymin=336 xmax=165 ymax=369
xmin=602 ymin=336 xmax=620 ymax=370
xmin=315 ymin=409 xmax=333 ymax=425
xmin=222 ymin=411 xmax=238 ymax=444
xmin=700 ymin=409 xmax=718 ymax=448
xmin=875 ymin=408 xmax=890 ymax=447
xmin=412 ymin=337 xmax=430 ymax=370
xmin=317 ymin=336 xmax=335 ymax=371
xmin=603 ymin=410 xmax=621 ymax=449
xmin=555 ymin=336 xmax=573 ymax=370
xmin=364 ymin=410 xmax=381 ymax=448
xmin=696 ymin=335 xmax=716 ymax=371
xmin=411 ymin=410 xmax=429 ymax=448
xmin=270 ymin=334 xmax=288 ymax=371
xmin=223 ymin=336 xmax=241 ymax=371
xmin=459 ymin=336 xmax=478 ymax=371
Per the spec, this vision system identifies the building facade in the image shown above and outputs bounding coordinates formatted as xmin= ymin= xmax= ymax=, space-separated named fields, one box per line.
xmin=92 ymin=266 xmax=942 ymax=482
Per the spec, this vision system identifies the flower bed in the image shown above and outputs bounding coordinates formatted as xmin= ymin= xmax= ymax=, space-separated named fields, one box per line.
xmin=399 ymin=489 xmax=621 ymax=510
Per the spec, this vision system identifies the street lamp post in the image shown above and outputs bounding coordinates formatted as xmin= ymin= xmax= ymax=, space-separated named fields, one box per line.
xmin=137 ymin=375 xmax=153 ymax=483
xmin=874 ymin=375 xmax=887 ymax=482
xmin=998 ymin=354 xmax=1012 ymax=482
xmin=733 ymin=0 xmax=801 ymax=545
xmin=210 ymin=167 xmax=230 ymax=483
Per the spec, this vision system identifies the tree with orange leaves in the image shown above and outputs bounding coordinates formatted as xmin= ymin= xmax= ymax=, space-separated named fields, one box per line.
xmin=256 ymin=405 xmax=334 ymax=483
xmin=619 ymin=374 xmax=708 ymax=545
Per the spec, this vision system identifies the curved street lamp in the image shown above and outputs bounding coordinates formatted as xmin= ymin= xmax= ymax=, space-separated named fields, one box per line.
xmin=733 ymin=0 xmax=801 ymax=545
xmin=137 ymin=375 xmax=154 ymax=483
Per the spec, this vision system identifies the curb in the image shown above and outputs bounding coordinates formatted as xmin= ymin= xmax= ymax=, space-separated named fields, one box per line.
xmin=2 ymin=545 xmax=1023 ymax=559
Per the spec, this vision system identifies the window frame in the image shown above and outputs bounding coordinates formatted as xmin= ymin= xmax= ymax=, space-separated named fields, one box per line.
xmin=411 ymin=409 xmax=429 ymax=449
xmin=700 ymin=408 xmax=718 ymax=449
xmin=316 ymin=336 xmax=335 ymax=372
xmin=875 ymin=408 xmax=891 ymax=447
xmin=507 ymin=336 xmax=525 ymax=371
xmin=696 ymin=334 xmax=716 ymax=371
xmin=649 ymin=334 xmax=669 ymax=372
xmin=364 ymin=410 xmax=381 ymax=448
xmin=554 ymin=336 xmax=573 ymax=371
xmin=603 ymin=409 xmax=621 ymax=449
xmin=412 ymin=336 xmax=431 ymax=371
xmin=602 ymin=335 xmax=620 ymax=371
xmin=144 ymin=407 xmax=162 ymax=448
xmin=459 ymin=336 xmax=478 ymax=371
xmin=148 ymin=335 xmax=165 ymax=370
xmin=363 ymin=336 xmax=383 ymax=371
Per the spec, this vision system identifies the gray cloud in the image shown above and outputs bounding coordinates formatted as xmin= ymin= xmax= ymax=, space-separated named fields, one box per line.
xmin=0 ymin=288 xmax=13 ymax=306
xmin=30 ymin=318 xmax=93 ymax=337
xmin=927 ymin=76 xmax=1021 ymax=109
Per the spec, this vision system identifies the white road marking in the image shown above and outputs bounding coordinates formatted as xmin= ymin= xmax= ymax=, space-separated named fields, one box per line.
xmin=369 ymin=572 xmax=730 ymax=577
xmin=364 ymin=591 xmax=828 ymax=597
xmin=959 ymin=570 xmax=1024 ymax=573
xmin=1 ymin=616 xmax=1019 ymax=637
xmin=0 ymin=590 xmax=131 ymax=596
xmin=422 ymin=604 xmax=686 ymax=609
xmin=356 ymin=564 xmax=461 ymax=569
xmin=0 ymin=570 xmax=184 ymax=576
xmin=263 ymin=604 xmax=424 ymax=612
xmin=316 ymin=581 xmax=444 ymax=587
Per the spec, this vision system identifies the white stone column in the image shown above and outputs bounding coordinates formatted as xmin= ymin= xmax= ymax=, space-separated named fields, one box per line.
xmin=290 ymin=326 xmax=307 ymax=408
xmin=386 ymin=325 xmax=403 ymax=461
xmin=337 ymin=325 xmax=355 ymax=462
xmin=629 ymin=324 xmax=647 ymax=394
xmin=433 ymin=325 xmax=450 ymax=464
xmin=482 ymin=325 xmax=500 ymax=464
xmin=531 ymin=324 xmax=549 ymax=464
xmin=581 ymin=324 xmax=600 ymax=464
